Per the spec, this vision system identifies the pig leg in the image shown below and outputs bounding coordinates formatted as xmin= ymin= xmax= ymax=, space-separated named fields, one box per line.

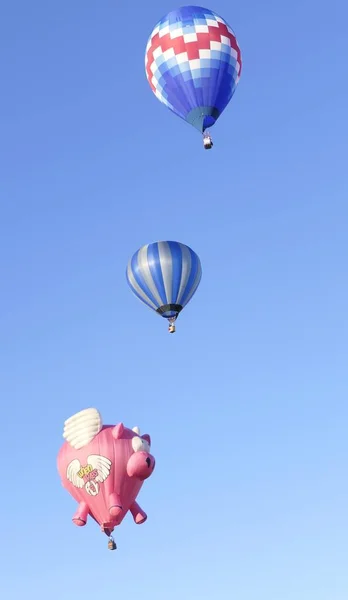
xmin=109 ymin=492 xmax=123 ymax=518
xmin=130 ymin=501 xmax=147 ymax=524
xmin=72 ymin=501 xmax=89 ymax=526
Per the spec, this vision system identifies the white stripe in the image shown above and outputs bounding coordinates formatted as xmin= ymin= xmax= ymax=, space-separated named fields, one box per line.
xmin=127 ymin=263 xmax=158 ymax=310
xmin=182 ymin=259 xmax=202 ymax=307
xmin=176 ymin=244 xmax=191 ymax=305
xmin=127 ymin=263 xmax=157 ymax=310
xmin=157 ymin=241 xmax=172 ymax=304
xmin=137 ymin=245 xmax=163 ymax=306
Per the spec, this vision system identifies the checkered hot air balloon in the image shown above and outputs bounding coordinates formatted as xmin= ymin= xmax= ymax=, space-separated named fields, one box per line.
xmin=126 ymin=241 xmax=202 ymax=333
xmin=145 ymin=5 xmax=242 ymax=149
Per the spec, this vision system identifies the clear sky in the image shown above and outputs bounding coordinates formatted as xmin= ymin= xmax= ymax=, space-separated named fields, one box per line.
xmin=1 ymin=1 xmax=347 ymax=598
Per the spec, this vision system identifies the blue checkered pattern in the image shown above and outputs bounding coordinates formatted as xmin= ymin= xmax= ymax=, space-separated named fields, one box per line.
xmin=145 ymin=6 xmax=242 ymax=132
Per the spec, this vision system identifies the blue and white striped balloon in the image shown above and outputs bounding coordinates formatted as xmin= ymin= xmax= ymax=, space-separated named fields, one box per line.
xmin=126 ymin=241 xmax=202 ymax=330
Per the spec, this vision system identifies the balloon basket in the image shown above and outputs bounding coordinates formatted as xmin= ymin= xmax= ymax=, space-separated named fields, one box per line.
xmin=203 ymin=133 xmax=213 ymax=150
xmin=108 ymin=537 xmax=117 ymax=551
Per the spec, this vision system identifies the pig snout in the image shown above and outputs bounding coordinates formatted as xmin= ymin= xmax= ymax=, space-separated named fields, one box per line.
xmin=127 ymin=451 xmax=155 ymax=480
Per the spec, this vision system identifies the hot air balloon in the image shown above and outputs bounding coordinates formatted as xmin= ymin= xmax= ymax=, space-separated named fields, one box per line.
xmin=57 ymin=408 xmax=156 ymax=550
xmin=126 ymin=240 xmax=202 ymax=333
xmin=145 ymin=5 xmax=242 ymax=149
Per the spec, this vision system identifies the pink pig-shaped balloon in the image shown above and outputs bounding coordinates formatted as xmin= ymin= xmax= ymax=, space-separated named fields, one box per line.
xmin=57 ymin=408 xmax=155 ymax=547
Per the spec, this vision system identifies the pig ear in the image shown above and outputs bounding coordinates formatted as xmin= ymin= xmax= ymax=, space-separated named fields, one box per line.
xmin=63 ymin=408 xmax=102 ymax=450
xmin=142 ymin=434 xmax=151 ymax=446
xmin=132 ymin=436 xmax=143 ymax=453
xmin=112 ymin=422 xmax=124 ymax=439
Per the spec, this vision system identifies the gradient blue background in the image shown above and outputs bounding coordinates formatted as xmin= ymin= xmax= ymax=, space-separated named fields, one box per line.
xmin=1 ymin=1 xmax=347 ymax=598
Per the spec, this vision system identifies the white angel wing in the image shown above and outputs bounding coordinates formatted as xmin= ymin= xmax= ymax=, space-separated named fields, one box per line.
xmin=63 ymin=408 xmax=103 ymax=450
xmin=66 ymin=459 xmax=84 ymax=488
xmin=88 ymin=455 xmax=112 ymax=483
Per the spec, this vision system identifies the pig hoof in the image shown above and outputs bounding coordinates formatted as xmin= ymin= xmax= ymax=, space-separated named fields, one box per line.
xmin=73 ymin=518 xmax=86 ymax=527
xmin=109 ymin=505 xmax=123 ymax=518
xmin=134 ymin=512 xmax=147 ymax=524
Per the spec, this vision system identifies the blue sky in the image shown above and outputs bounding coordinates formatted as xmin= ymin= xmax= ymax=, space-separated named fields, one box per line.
xmin=1 ymin=1 xmax=347 ymax=598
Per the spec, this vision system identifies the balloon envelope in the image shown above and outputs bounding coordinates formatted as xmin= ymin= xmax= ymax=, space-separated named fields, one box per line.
xmin=57 ymin=408 xmax=155 ymax=539
xmin=145 ymin=5 xmax=242 ymax=132
xmin=126 ymin=241 xmax=202 ymax=322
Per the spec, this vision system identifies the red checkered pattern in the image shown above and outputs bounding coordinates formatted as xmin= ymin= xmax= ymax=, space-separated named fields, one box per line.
xmin=146 ymin=21 xmax=242 ymax=92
